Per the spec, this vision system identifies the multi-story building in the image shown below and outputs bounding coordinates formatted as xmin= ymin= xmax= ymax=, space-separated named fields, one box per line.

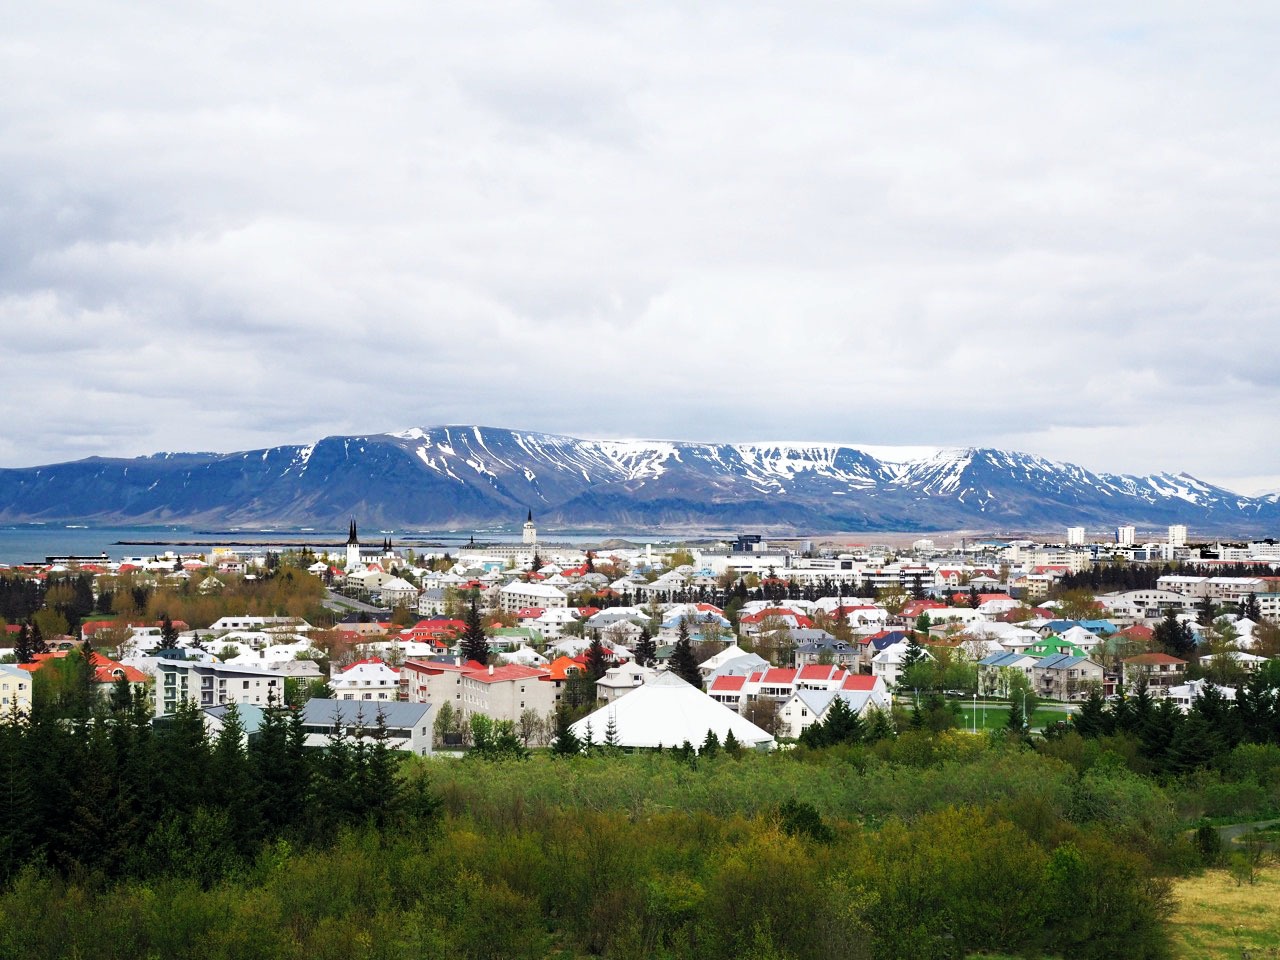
xmin=331 ymin=657 xmax=401 ymax=701
xmin=0 ymin=664 xmax=32 ymax=716
xmin=497 ymin=581 xmax=569 ymax=614
xmin=1121 ymin=653 xmax=1187 ymax=694
xmin=153 ymin=659 xmax=283 ymax=717
xmin=300 ymin=699 xmax=433 ymax=755
xmin=400 ymin=659 xmax=558 ymax=723
xmin=1032 ymin=653 xmax=1105 ymax=701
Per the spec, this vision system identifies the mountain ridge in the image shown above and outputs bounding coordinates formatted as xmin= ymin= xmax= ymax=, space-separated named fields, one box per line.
xmin=0 ymin=425 xmax=1275 ymax=534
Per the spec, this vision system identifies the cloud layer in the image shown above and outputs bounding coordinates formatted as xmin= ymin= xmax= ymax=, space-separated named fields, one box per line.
xmin=2 ymin=2 xmax=1278 ymax=492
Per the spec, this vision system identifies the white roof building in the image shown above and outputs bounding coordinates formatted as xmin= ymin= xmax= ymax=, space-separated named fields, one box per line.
xmin=570 ymin=672 xmax=775 ymax=751
xmin=331 ymin=658 xmax=401 ymax=701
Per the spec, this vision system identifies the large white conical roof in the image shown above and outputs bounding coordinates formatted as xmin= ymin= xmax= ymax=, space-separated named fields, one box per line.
xmin=570 ymin=671 xmax=775 ymax=751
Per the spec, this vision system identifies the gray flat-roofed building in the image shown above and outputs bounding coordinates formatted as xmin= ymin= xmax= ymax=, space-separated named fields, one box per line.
xmin=300 ymin=698 xmax=434 ymax=755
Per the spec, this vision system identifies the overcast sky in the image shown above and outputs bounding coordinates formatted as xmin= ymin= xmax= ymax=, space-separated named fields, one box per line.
xmin=3 ymin=2 xmax=1279 ymax=492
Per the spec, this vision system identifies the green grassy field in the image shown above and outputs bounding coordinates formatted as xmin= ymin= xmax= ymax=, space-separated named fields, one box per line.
xmin=954 ymin=703 xmax=1065 ymax=732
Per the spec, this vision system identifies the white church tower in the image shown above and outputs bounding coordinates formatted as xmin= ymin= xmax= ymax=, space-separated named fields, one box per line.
xmin=522 ymin=510 xmax=537 ymax=546
xmin=346 ymin=519 xmax=361 ymax=569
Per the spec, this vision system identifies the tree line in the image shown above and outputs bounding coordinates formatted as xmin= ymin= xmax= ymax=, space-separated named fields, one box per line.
xmin=0 ymin=665 xmax=436 ymax=888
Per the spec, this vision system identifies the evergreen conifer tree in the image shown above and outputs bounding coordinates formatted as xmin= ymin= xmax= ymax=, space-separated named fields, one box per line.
xmin=585 ymin=637 xmax=610 ymax=681
xmin=1005 ymin=697 xmax=1027 ymax=734
xmin=722 ymin=729 xmax=742 ymax=756
xmin=700 ymin=728 xmax=720 ymax=757
xmin=551 ymin=708 xmax=582 ymax=756
xmin=13 ymin=624 xmax=34 ymax=665
xmin=1243 ymin=593 xmax=1263 ymax=622
xmin=633 ymin=626 xmax=657 ymax=667
xmin=29 ymin=622 xmax=47 ymax=656
xmin=1072 ymin=685 xmax=1108 ymax=738
xmin=668 ymin=618 xmax=701 ymax=687
xmin=459 ymin=593 xmax=489 ymax=666
xmin=1167 ymin=710 xmax=1222 ymax=774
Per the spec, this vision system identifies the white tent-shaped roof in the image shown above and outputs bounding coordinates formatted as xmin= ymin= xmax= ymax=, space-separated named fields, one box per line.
xmin=570 ymin=671 xmax=775 ymax=751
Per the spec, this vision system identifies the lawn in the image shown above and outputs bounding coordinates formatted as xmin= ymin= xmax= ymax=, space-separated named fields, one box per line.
xmin=954 ymin=703 xmax=1064 ymax=732
xmin=1169 ymin=865 xmax=1280 ymax=958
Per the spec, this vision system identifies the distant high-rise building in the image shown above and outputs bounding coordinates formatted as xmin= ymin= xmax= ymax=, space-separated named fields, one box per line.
xmin=1116 ymin=525 xmax=1136 ymax=547
xmin=1066 ymin=526 xmax=1086 ymax=546
xmin=1168 ymin=524 xmax=1188 ymax=547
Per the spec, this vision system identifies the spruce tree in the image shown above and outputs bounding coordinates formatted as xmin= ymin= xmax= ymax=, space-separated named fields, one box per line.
xmin=585 ymin=637 xmax=609 ymax=681
xmin=1072 ymin=685 xmax=1108 ymax=739
xmin=667 ymin=618 xmax=701 ymax=687
xmin=1154 ymin=609 xmax=1195 ymax=660
xmin=865 ymin=707 xmax=895 ymax=743
xmin=633 ymin=626 xmax=657 ymax=667
xmin=722 ymin=729 xmax=742 ymax=756
xmin=1138 ymin=697 xmax=1182 ymax=772
xmin=1005 ymin=698 xmax=1027 ymax=734
xmin=551 ymin=707 xmax=582 ymax=756
xmin=459 ymin=593 xmax=489 ymax=666
xmin=13 ymin=624 xmax=34 ymax=664
xmin=1243 ymin=593 xmax=1263 ymax=622
xmin=700 ymin=729 xmax=720 ymax=757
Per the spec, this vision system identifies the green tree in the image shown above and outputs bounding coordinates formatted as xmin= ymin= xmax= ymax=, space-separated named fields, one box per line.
xmin=13 ymin=624 xmax=35 ymax=665
xmin=459 ymin=593 xmax=489 ymax=666
xmin=551 ymin=707 xmax=582 ymax=756
xmin=1195 ymin=595 xmax=1217 ymax=628
xmin=668 ymin=618 xmax=702 ymax=687
xmin=1153 ymin=609 xmax=1195 ymax=660
xmin=584 ymin=637 xmax=609 ymax=681
xmin=160 ymin=614 xmax=180 ymax=646
xmin=1072 ymin=684 xmax=1109 ymax=738
xmin=633 ymin=626 xmax=657 ymax=668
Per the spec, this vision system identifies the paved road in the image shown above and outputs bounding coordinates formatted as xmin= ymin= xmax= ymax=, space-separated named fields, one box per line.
xmin=323 ymin=589 xmax=391 ymax=616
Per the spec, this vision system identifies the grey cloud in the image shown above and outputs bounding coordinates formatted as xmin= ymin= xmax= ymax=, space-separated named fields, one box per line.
xmin=1 ymin=1 xmax=1279 ymax=493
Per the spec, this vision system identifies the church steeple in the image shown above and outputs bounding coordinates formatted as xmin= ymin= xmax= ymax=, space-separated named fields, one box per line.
xmin=522 ymin=510 xmax=537 ymax=546
xmin=346 ymin=519 xmax=361 ymax=570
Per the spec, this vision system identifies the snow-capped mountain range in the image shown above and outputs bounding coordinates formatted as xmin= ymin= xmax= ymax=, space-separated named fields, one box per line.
xmin=1 ymin=425 xmax=1276 ymax=533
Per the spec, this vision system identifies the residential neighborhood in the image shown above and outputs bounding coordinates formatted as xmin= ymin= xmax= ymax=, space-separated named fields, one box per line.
xmin=3 ymin=518 xmax=1279 ymax=754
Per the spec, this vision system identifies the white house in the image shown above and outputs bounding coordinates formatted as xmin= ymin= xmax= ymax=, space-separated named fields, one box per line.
xmin=776 ymin=677 xmax=893 ymax=740
xmin=872 ymin=640 xmax=933 ymax=690
xmin=331 ymin=657 xmax=401 ymax=701
xmin=375 ymin=576 xmax=420 ymax=607
xmin=596 ymin=663 xmax=660 ymax=704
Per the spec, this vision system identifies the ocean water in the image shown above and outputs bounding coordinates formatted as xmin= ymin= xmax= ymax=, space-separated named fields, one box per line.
xmin=0 ymin=523 xmax=672 ymax=566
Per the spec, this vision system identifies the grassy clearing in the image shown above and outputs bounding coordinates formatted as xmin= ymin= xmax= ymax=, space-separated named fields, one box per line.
xmin=954 ymin=704 xmax=1063 ymax=732
xmin=1169 ymin=866 xmax=1280 ymax=958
